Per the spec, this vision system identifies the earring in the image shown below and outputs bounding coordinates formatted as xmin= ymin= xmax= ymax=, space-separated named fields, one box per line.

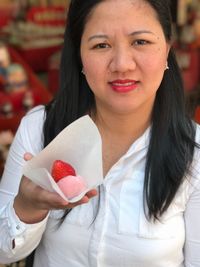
xmin=81 ymin=68 xmax=85 ymax=75
xmin=165 ymin=62 xmax=169 ymax=70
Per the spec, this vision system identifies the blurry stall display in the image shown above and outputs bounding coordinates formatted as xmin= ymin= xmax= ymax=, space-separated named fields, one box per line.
xmin=0 ymin=43 xmax=52 ymax=132
xmin=18 ymin=0 xmax=70 ymax=6
xmin=188 ymin=0 xmax=200 ymax=40
xmin=26 ymin=5 xmax=67 ymax=25
xmin=3 ymin=0 xmax=70 ymax=20
xmin=48 ymin=0 xmax=70 ymax=5
xmin=175 ymin=47 xmax=200 ymax=91
xmin=0 ymin=1 xmax=18 ymax=27
xmin=1 ymin=6 xmax=67 ymax=71
xmin=6 ymin=63 xmax=35 ymax=113
xmin=177 ymin=0 xmax=188 ymax=26
xmin=174 ymin=1 xmax=200 ymax=93
xmin=177 ymin=0 xmax=200 ymax=45
xmin=194 ymin=99 xmax=200 ymax=124
xmin=0 ymin=130 xmax=14 ymax=176
xmin=0 ymin=43 xmax=11 ymax=69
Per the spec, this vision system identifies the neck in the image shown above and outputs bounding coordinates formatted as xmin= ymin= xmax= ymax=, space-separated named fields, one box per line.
xmin=92 ymin=106 xmax=152 ymax=143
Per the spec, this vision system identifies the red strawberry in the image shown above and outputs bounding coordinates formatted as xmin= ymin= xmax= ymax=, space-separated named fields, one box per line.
xmin=51 ymin=160 xmax=76 ymax=182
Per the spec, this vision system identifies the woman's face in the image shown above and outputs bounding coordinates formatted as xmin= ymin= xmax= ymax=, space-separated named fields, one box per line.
xmin=80 ymin=0 xmax=170 ymax=117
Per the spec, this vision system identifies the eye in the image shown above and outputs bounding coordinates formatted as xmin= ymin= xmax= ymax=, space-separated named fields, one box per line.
xmin=92 ymin=43 xmax=110 ymax=49
xmin=133 ymin=39 xmax=149 ymax=46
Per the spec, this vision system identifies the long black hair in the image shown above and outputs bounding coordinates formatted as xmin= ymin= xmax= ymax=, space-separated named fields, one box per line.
xmin=43 ymin=0 xmax=197 ymax=220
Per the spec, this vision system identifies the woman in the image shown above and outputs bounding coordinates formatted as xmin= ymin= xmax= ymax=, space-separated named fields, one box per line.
xmin=0 ymin=0 xmax=200 ymax=266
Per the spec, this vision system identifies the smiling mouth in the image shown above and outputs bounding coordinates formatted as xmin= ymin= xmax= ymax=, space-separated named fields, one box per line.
xmin=109 ymin=80 xmax=139 ymax=93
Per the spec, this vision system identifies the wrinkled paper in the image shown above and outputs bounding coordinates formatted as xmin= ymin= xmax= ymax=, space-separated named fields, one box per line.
xmin=23 ymin=115 xmax=103 ymax=202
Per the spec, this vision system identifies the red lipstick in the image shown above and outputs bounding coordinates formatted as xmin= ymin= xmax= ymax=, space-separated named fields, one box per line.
xmin=109 ymin=79 xmax=138 ymax=93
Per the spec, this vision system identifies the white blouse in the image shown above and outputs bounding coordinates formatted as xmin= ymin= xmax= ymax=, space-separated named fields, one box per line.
xmin=0 ymin=106 xmax=200 ymax=267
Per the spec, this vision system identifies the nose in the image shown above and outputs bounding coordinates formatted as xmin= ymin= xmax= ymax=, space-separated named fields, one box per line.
xmin=109 ymin=47 xmax=136 ymax=73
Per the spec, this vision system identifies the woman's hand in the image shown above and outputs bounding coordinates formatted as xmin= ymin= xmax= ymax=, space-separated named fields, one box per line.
xmin=13 ymin=153 xmax=98 ymax=224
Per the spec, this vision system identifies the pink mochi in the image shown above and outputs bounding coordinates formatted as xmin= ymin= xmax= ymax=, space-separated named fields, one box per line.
xmin=57 ymin=175 xmax=87 ymax=199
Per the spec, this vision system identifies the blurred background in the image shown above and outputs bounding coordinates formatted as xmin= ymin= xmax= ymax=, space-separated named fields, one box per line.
xmin=0 ymin=0 xmax=200 ymax=266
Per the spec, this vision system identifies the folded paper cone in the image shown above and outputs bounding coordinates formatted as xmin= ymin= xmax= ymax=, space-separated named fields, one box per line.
xmin=23 ymin=115 xmax=103 ymax=202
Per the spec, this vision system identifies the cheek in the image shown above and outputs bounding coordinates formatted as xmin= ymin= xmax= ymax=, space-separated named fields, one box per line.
xmin=140 ymin=51 xmax=166 ymax=79
xmin=142 ymin=43 xmax=167 ymax=65
xmin=139 ymin=53 xmax=166 ymax=93
xmin=82 ymin=56 xmax=105 ymax=86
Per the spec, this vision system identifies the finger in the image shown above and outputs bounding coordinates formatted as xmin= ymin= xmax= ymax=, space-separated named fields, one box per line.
xmin=71 ymin=190 xmax=98 ymax=206
xmin=85 ymin=189 xmax=98 ymax=198
xmin=80 ymin=195 xmax=90 ymax=203
xmin=72 ymin=196 xmax=89 ymax=206
xmin=24 ymin=152 xmax=33 ymax=161
xmin=64 ymin=195 xmax=89 ymax=209
xmin=62 ymin=191 xmax=98 ymax=209
xmin=37 ymin=190 xmax=70 ymax=209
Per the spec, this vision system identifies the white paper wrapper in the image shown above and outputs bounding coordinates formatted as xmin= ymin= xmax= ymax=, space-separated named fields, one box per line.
xmin=23 ymin=115 xmax=103 ymax=203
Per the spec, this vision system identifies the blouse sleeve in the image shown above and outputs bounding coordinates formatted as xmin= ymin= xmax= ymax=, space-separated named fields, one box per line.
xmin=184 ymin=124 xmax=200 ymax=267
xmin=184 ymin=177 xmax=200 ymax=267
xmin=0 ymin=106 xmax=48 ymax=264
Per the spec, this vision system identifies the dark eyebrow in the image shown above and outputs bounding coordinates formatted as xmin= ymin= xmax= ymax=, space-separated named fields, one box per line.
xmin=88 ymin=30 xmax=155 ymax=42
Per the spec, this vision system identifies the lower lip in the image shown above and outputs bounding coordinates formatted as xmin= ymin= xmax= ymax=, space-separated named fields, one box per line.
xmin=110 ymin=83 xmax=138 ymax=93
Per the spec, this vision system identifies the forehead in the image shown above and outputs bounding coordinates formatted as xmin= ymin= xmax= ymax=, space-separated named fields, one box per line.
xmin=82 ymin=0 xmax=163 ymax=39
